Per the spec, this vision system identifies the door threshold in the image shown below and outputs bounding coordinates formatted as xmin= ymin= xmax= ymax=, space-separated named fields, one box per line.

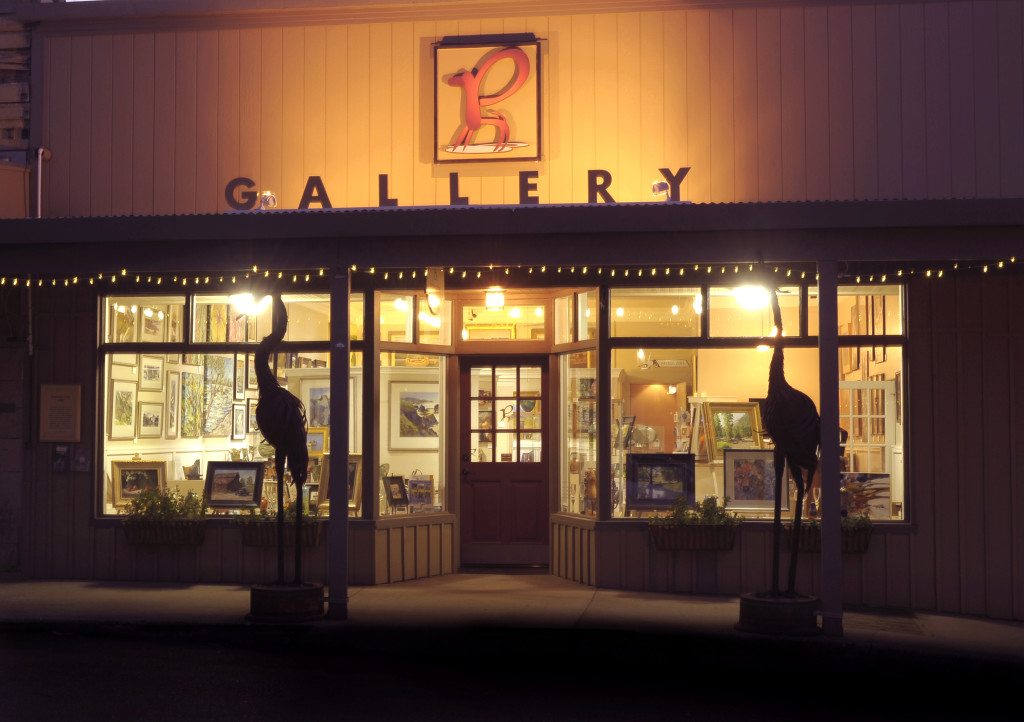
xmin=460 ymin=564 xmax=550 ymax=575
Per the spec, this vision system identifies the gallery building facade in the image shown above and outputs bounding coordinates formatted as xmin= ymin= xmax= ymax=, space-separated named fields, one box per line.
xmin=1 ymin=0 xmax=1023 ymax=629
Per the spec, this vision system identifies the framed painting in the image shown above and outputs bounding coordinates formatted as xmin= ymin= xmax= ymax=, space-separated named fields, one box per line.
xmin=306 ymin=381 xmax=331 ymax=428
xmin=408 ymin=475 xmax=435 ymax=512
xmin=111 ymin=459 xmax=166 ymax=506
xmin=234 ymin=355 xmax=245 ymax=400
xmin=166 ymin=304 xmax=183 ymax=343
xmin=208 ymin=304 xmax=228 ymax=343
xmin=625 ymin=453 xmax=696 ymax=512
xmin=246 ymin=354 xmax=258 ymax=389
xmin=382 ymin=475 xmax=409 ymax=507
xmin=204 ymin=461 xmax=263 ymax=509
xmin=165 ymin=371 xmax=180 ymax=439
xmin=179 ymin=370 xmax=203 ymax=438
xmin=231 ymin=403 xmax=247 ymax=441
xmin=109 ymin=303 xmax=138 ymax=343
xmin=703 ymin=402 xmax=764 ymax=462
xmin=247 ymin=397 xmax=259 ymax=434
xmin=202 ymin=354 xmax=234 ymax=437
xmin=347 ymin=454 xmax=361 ymax=512
xmin=722 ymin=448 xmax=790 ymax=511
xmin=306 ymin=427 xmax=328 ymax=456
xmin=139 ymin=355 xmax=164 ymax=392
xmin=140 ymin=305 xmax=166 ymax=343
xmin=111 ymin=353 xmax=137 ymax=368
xmin=389 ymin=381 xmax=440 ymax=450
xmin=108 ymin=380 xmax=137 ymax=440
xmin=137 ymin=401 xmax=164 ymax=439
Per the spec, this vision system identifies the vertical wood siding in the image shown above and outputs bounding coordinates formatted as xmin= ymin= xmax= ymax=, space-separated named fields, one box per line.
xmin=38 ymin=2 xmax=1024 ymax=215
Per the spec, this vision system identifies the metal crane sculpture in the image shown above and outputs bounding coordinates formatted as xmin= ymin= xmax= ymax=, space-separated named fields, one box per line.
xmin=764 ymin=289 xmax=821 ymax=596
xmin=254 ymin=295 xmax=309 ymax=585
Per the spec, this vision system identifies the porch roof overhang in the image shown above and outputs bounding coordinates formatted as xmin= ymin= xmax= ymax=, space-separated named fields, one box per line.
xmin=1 ymin=198 xmax=1022 ymax=276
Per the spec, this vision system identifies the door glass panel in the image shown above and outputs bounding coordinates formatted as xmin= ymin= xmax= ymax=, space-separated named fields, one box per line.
xmin=495 ymin=367 xmax=517 ymax=397
xmin=554 ymin=294 xmax=574 ymax=344
xmin=496 ymin=401 xmax=518 ymax=432
xmin=493 ymin=432 xmax=518 ymax=462
xmin=518 ymin=434 xmax=541 ymax=462
xmin=471 ymin=367 xmax=493 ymax=398
xmin=520 ymin=366 xmax=542 ymax=397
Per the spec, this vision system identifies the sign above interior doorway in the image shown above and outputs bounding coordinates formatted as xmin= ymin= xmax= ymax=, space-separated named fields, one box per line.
xmin=434 ymin=34 xmax=541 ymax=163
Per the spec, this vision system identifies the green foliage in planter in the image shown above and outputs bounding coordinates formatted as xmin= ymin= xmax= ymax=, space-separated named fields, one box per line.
xmin=124 ymin=488 xmax=206 ymax=520
xmin=650 ymin=495 xmax=739 ymax=527
xmin=789 ymin=510 xmax=872 ymax=531
xmin=237 ymin=503 xmax=322 ymax=522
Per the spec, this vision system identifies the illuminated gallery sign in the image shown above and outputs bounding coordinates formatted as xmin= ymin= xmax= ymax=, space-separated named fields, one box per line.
xmin=434 ymin=35 xmax=541 ymax=163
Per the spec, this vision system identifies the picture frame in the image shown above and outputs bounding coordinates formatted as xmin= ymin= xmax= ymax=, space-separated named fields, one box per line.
xmin=165 ymin=371 xmax=180 ymax=439
xmin=625 ymin=453 xmax=696 ymax=512
xmin=722 ymin=448 xmax=790 ymax=511
xmin=306 ymin=427 xmax=328 ymax=456
xmin=703 ymin=402 xmax=764 ymax=463
xmin=247 ymin=398 xmax=259 ymax=434
xmin=139 ymin=355 xmax=164 ymax=392
xmin=109 ymin=303 xmax=138 ymax=343
xmin=166 ymin=304 xmax=183 ymax=343
xmin=408 ymin=474 xmax=435 ymax=511
xmin=137 ymin=401 xmax=164 ymax=439
xmin=202 ymin=354 xmax=234 ymax=438
xmin=382 ymin=474 xmax=409 ymax=507
xmin=231 ymin=403 xmax=247 ymax=441
xmin=166 ymin=353 xmax=181 ymax=365
xmin=388 ymin=381 xmax=440 ymax=450
xmin=110 ymin=353 xmax=137 ymax=368
xmin=347 ymin=453 xmax=362 ymax=512
xmin=179 ymin=370 xmax=203 ymax=438
xmin=140 ymin=305 xmax=166 ymax=343
xmin=234 ymin=354 xmax=245 ymax=400
xmin=111 ymin=459 xmax=166 ymax=506
xmin=204 ymin=461 xmax=263 ymax=509
xmin=108 ymin=379 xmax=137 ymax=440
xmin=246 ymin=354 xmax=258 ymax=389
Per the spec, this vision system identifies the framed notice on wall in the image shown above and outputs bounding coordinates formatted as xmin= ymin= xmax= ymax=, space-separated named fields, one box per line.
xmin=39 ymin=384 xmax=81 ymax=442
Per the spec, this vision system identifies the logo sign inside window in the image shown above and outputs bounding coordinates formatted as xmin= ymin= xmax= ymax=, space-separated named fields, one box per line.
xmin=435 ymin=38 xmax=541 ymax=163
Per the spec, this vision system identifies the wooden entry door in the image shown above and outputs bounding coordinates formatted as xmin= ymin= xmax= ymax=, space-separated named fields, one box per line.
xmin=460 ymin=359 xmax=549 ymax=566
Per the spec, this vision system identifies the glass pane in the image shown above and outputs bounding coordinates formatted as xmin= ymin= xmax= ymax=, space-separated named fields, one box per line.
xmin=519 ymin=398 xmax=542 ymax=435
xmin=518 ymin=435 xmax=541 ymax=463
xmin=281 ymin=293 xmax=329 ymax=342
xmin=838 ymin=285 xmax=904 ymax=337
xmin=193 ymin=294 xmax=268 ymax=344
xmin=380 ymin=293 xmax=414 ymax=343
xmin=350 ymin=293 xmax=365 ymax=341
xmin=807 ymin=286 xmax=818 ymax=336
xmin=520 ymin=366 xmax=542 ymax=397
xmin=554 ymin=294 xmax=574 ymax=344
xmin=417 ymin=297 xmax=451 ymax=345
xmin=493 ymin=432 xmax=518 ymax=462
xmin=577 ymin=290 xmax=598 ymax=341
xmin=610 ymin=287 xmax=701 ymax=337
xmin=379 ymin=352 xmax=445 ymax=516
xmin=104 ymin=295 xmax=187 ymax=344
xmin=496 ymin=401 xmax=518 ymax=431
xmin=561 ymin=351 xmax=598 ymax=516
xmin=461 ymin=303 xmax=543 ymax=341
xmin=709 ymin=285 xmax=799 ymax=337
xmin=471 ymin=366 xmax=493 ymax=398
xmin=472 ymin=398 xmax=494 ymax=434
xmin=495 ymin=366 xmax=517 ymax=397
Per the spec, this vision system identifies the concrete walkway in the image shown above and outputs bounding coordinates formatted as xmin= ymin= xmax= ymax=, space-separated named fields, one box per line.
xmin=2 ymin=573 xmax=1023 ymax=663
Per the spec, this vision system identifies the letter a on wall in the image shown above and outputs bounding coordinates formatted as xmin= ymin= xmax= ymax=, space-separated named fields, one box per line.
xmin=434 ymin=37 xmax=541 ymax=163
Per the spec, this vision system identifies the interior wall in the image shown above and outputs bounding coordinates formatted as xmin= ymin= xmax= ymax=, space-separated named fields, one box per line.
xmin=697 ymin=346 xmax=821 ymax=408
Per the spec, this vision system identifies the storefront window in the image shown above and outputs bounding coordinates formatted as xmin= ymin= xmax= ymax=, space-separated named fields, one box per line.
xmin=417 ymin=296 xmax=451 ymax=345
xmin=560 ymin=351 xmax=597 ymax=516
xmin=379 ymin=352 xmax=445 ymax=516
xmin=610 ymin=287 xmax=700 ymax=338
xmin=837 ymin=285 xmax=903 ymax=337
xmin=103 ymin=295 xmax=186 ymax=344
xmin=708 ymin=285 xmax=800 ymax=337
xmin=577 ymin=290 xmax=598 ymax=341
xmin=281 ymin=293 xmax=329 ymax=342
xmin=192 ymin=293 xmax=270 ymax=343
xmin=350 ymin=293 xmax=365 ymax=341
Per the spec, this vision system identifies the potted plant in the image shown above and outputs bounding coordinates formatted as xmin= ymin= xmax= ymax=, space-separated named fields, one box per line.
xmin=784 ymin=511 xmax=873 ymax=554
xmin=649 ymin=496 xmax=739 ymax=551
xmin=237 ymin=503 xmax=322 ymax=548
xmin=123 ymin=487 xmax=207 ymax=546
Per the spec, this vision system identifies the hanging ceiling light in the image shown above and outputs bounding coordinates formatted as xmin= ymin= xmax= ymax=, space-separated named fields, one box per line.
xmin=485 ymin=286 xmax=505 ymax=311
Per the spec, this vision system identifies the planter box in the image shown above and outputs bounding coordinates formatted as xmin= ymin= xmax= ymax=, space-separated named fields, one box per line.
xmin=239 ymin=521 xmax=322 ymax=548
xmin=649 ymin=524 xmax=737 ymax=551
xmin=783 ymin=525 xmax=872 ymax=554
xmin=124 ymin=520 xmax=206 ymax=546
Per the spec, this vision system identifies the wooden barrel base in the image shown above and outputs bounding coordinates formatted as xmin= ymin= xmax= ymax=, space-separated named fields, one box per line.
xmin=735 ymin=592 xmax=821 ymax=636
xmin=246 ymin=583 xmax=325 ymax=623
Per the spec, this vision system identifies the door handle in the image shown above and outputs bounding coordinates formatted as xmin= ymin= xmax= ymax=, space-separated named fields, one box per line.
xmin=462 ymin=468 xmax=470 ymax=477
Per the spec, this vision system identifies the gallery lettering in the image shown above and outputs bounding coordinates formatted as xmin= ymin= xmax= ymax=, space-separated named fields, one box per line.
xmin=224 ymin=167 xmax=691 ymax=211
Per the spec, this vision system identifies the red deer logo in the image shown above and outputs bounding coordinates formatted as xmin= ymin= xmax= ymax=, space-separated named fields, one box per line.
xmin=444 ymin=47 xmax=531 ymax=155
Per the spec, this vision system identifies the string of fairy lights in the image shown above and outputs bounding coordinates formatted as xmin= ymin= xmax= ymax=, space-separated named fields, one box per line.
xmin=0 ymin=257 xmax=1018 ymax=289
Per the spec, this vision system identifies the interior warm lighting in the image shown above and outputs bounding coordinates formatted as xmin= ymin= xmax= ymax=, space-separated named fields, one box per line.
xmin=461 ymin=327 xmax=469 ymax=341
xmin=509 ymin=307 xmax=522 ymax=319
xmin=143 ymin=307 xmax=153 ymax=318
xmin=615 ymin=307 xmax=624 ymax=318
xmin=667 ymin=384 xmax=677 ymax=395
xmin=734 ymin=285 xmax=770 ymax=310
xmin=425 ymin=267 xmax=444 ymax=315
xmin=426 ymin=293 xmax=442 ymax=314
xmin=670 ymin=304 xmax=679 ymax=315
xmin=692 ymin=293 xmax=703 ymax=315
xmin=230 ymin=293 xmax=272 ymax=315
xmin=637 ymin=349 xmax=646 ymax=362
xmin=418 ymin=311 xmax=441 ymax=328
xmin=392 ymin=297 xmax=409 ymax=312
xmin=585 ymin=308 xmax=591 ymax=318
xmin=534 ymin=306 xmax=544 ymax=318
xmin=485 ymin=286 xmax=505 ymax=311
xmin=757 ymin=344 xmax=771 ymax=352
